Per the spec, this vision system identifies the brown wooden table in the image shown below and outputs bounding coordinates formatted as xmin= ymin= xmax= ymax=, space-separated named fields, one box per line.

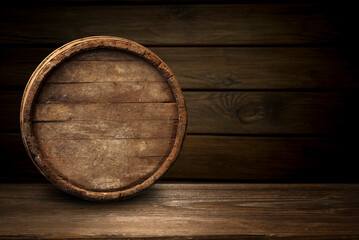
xmin=1 ymin=183 xmax=358 ymax=239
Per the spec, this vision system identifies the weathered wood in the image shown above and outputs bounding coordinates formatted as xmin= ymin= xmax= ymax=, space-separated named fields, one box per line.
xmin=33 ymin=103 xmax=177 ymax=121
xmin=20 ymin=36 xmax=187 ymax=200
xmin=33 ymin=120 xmax=177 ymax=139
xmin=1 ymin=133 xmax=358 ymax=182
xmin=1 ymin=47 xmax=358 ymax=89
xmin=0 ymin=4 xmax=344 ymax=45
xmin=37 ymin=82 xmax=174 ymax=103
xmin=185 ymin=91 xmax=356 ymax=134
xmin=46 ymin=50 xmax=166 ymax=83
xmin=1 ymin=183 xmax=359 ymax=239
xmin=3 ymin=91 xmax=356 ymax=134
xmin=158 ymin=47 xmax=359 ymax=90
xmin=41 ymin=155 xmax=168 ymax=191
xmin=37 ymin=139 xmax=174 ymax=158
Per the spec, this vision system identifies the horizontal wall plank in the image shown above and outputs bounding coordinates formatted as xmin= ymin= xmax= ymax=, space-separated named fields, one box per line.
xmin=168 ymin=135 xmax=358 ymax=181
xmin=158 ymin=47 xmax=359 ymax=90
xmin=1 ymin=47 xmax=358 ymax=90
xmin=1 ymin=183 xmax=359 ymax=239
xmin=186 ymin=91 xmax=357 ymax=134
xmin=1 ymin=91 xmax=356 ymax=134
xmin=3 ymin=0 xmax=327 ymax=5
xmin=1 ymin=133 xmax=357 ymax=182
xmin=0 ymin=4 xmax=343 ymax=45
xmin=185 ymin=91 xmax=356 ymax=134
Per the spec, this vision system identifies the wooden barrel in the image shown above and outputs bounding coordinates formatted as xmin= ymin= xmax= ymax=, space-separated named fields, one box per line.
xmin=20 ymin=36 xmax=187 ymax=200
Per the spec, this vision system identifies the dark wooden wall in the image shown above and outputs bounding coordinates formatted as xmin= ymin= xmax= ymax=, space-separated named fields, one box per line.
xmin=1 ymin=1 xmax=358 ymax=183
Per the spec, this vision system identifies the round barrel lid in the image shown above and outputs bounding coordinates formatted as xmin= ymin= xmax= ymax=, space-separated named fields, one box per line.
xmin=20 ymin=36 xmax=187 ymax=200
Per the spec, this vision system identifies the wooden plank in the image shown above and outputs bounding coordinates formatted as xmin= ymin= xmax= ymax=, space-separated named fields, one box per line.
xmin=1 ymin=47 xmax=357 ymax=90
xmin=184 ymin=91 xmax=356 ymax=134
xmin=33 ymin=103 xmax=178 ymax=121
xmin=1 ymin=133 xmax=358 ymax=182
xmin=42 ymin=156 xmax=164 ymax=190
xmin=0 ymin=4 xmax=343 ymax=45
xmin=167 ymin=135 xmax=358 ymax=181
xmin=46 ymin=49 xmax=165 ymax=83
xmin=70 ymin=48 xmax=141 ymax=61
xmin=156 ymin=47 xmax=359 ymax=90
xmin=0 ymin=48 xmax=52 ymax=87
xmin=36 ymin=82 xmax=175 ymax=103
xmin=34 ymin=136 xmax=174 ymax=190
xmin=1 ymin=91 xmax=356 ymax=134
xmin=33 ymin=120 xmax=177 ymax=139
xmin=46 ymin=61 xmax=165 ymax=83
xmin=36 ymin=138 xmax=174 ymax=158
xmin=0 ymin=183 xmax=359 ymax=239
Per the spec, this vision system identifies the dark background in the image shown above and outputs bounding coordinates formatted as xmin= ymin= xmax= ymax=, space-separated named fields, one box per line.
xmin=1 ymin=0 xmax=358 ymax=183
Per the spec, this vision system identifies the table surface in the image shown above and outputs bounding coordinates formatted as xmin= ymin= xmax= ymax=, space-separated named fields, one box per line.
xmin=1 ymin=183 xmax=359 ymax=239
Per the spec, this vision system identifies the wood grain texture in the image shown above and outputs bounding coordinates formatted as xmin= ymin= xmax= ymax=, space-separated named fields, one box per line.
xmin=184 ymin=91 xmax=355 ymax=134
xmin=20 ymin=37 xmax=187 ymax=200
xmin=2 ymin=91 xmax=356 ymax=134
xmin=44 ymin=49 xmax=168 ymax=83
xmin=1 ymin=133 xmax=358 ymax=182
xmin=37 ymin=82 xmax=174 ymax=103
xmin=33 ymin=103 xmax=177 ymax=121
xmin=1 ymin=0 xmax=357 ymax=189
xmin=37 ymin=139 xmax=174 ymax=159
xmin=0 ymin=4 xmax=344 ymax=45
xmin=157 ymin=47 xmax=359 ymax=90
xmin=31 ymin=47 xmax=178 ymax=191
xmin=1 ymin=47 xmax=358 ymax=90
xmin=33 ymin=120 xmax=177 ymax=139
xmin=1 ymin=183 xmax=359 ymax=239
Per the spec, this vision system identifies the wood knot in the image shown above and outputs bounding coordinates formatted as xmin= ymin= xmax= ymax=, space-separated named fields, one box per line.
xmin=237 ymin=102 xmax=266 ymax=123
xmin=220 ymin=77 xmax=233 ymax=87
